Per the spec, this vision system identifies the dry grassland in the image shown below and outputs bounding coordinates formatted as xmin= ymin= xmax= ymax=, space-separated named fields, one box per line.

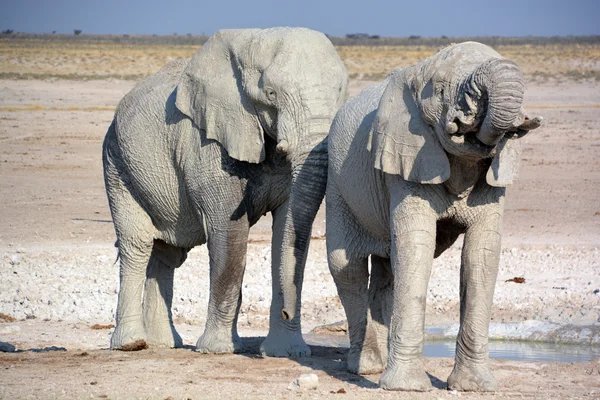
xmin=0 ymin=40 xmax=197 ymax=80
xmin=337 ymin=44 xmax=600 ymax=81
xmin=1 ymin=38 xmax=598 ymax=82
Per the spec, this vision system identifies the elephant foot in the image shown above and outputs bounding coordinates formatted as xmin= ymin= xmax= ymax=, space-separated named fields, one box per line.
xmin=379 ymin=359 xmax=432 ymax=392
xmin=260 ymin=330 xmax=311 ymax=358
xmin=145 ymin=320 xmax=183 ymax=348
xmin=111 ymin=320 xmax=147 ymax=351
xmin=195 ymin=328 xmax=244 ymax=354
xmin=347 ymin=345 xmax=385 ymax=375
xmin=447 ymin=362 xmax=497 ymax=392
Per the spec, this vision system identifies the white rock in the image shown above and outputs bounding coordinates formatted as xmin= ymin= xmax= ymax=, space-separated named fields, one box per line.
xmin=288 ymin=373 xmax=318 ymax=391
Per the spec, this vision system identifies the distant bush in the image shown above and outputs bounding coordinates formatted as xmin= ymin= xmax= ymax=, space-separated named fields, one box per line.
xmin=2 ymin=29 xmax=14 ymax=34
xmin=330 ymin=35 xmax=600 ymax=47
xmin=73 ymin=29 xmax=82 ymax=35
xmin=346 ymin=33 xmax=380 ymax=40
xmin=1 ymin=32 xmax=597 ymax=49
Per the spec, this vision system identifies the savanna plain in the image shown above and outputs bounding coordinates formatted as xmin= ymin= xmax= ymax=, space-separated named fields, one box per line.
xmin=0 ymin=35 xmax=599 ymax=399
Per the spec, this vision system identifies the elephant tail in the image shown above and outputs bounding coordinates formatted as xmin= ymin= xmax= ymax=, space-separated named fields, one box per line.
xmin=113 ymin=239 xmax=121 ymax=265
xmin=103 ymin=120 xmax=124 ymax=266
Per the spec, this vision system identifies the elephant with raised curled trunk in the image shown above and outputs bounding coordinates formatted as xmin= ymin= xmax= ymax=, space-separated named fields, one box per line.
xmin=102 ymin=27 xmax=348 ymax=356
xmin=311 ymin=42 xmax=542 ymax=391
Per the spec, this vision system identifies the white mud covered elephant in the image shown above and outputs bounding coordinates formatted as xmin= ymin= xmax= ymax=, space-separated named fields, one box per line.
xmin=102 ymin=27 xmax=348 ymax=356
xmin=318 ymin=42 xmax=542 ymax=391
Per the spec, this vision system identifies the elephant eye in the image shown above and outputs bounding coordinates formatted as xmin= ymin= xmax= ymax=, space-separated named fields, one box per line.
xmin=265 ymin=88 xmax=277 ymax=103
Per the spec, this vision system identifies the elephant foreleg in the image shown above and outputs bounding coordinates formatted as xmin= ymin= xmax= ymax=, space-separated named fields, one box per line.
xmin=196 ymin=223 xmax=249 ymax=354
xmin=260 ymin=201 xmax=311 ymax=358
xmin=379 ymin=209 xmax=436 ymax=392
xmin=142 ymin=240 xmax=188 ymax=348
xmin=447 ymin=214 xmax=501 ymax=392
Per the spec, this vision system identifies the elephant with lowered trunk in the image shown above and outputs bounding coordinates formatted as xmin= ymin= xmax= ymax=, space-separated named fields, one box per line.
xmin=304 ymin=42 xmax=542 ymax=391
xmin=103 ymin=27 xmax=348 ymax=356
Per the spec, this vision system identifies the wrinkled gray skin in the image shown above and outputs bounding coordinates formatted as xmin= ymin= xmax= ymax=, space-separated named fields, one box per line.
xmin=321 ymin=42 xmax=542 ymax=391
xmin=102 ymin=27 xmax=348 ymax=357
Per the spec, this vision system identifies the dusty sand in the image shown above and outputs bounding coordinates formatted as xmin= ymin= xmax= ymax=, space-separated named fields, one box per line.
xmin=0 ymin=77 xmax=599 ymax=398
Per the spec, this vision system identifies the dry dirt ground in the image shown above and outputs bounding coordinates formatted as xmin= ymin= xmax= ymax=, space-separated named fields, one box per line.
xmin=1 ymin=339 xmax=599 ymax=400
xmin=1 ymin=74 xmax=599 ymax=399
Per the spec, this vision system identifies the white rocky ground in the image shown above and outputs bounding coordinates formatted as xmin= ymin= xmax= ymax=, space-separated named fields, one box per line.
xmin=2 ymin=241 xmax=599 ymax=345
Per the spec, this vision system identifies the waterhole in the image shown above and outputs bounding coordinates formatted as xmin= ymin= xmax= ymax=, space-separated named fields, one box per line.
xmin=303 ymin=334 xmax=600 ymax=363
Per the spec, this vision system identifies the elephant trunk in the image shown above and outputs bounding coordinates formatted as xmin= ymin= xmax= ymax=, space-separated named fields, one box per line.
xmin=279 ymin=131 xmax=329 ymax=322
xmin=471 ymin=58 xmax=525 ymax=146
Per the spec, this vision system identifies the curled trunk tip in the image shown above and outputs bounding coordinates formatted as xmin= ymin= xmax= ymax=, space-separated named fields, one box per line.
xmin=473 ymin=58 xmax=525 ymax=146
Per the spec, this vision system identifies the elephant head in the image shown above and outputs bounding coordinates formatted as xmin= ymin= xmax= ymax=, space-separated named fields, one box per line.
xmin=369 ymin=42 xmax=542 ymax=187
xmin=175 ymin=28 xmax=348 ymax=163
xmin=174 ymin=28 xmax=348 ymax=326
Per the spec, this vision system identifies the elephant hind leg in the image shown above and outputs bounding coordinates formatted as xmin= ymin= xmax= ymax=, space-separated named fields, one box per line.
xmin=143 ymin=240 xmax=188 ymax=348
xmin=368 ymin=255 xmax=393 ymax=367
xmin=104 ymin=137 xmax=155 ymax=350
xmin=107 ymin=199 xmax=155 ymax=350
xmin=329 ymin=249 xmax=384 ymax=375
xmin=327 ymin=193 xmax=385 ymax=374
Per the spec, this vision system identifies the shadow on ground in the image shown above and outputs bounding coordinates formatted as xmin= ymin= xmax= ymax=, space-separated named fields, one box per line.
xmin=239 ymin=335 xmax=447 ymax=390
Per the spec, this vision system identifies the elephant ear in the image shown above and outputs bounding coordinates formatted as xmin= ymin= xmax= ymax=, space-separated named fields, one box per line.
xmin=486 ymin=137 xmax=522 ymax=187
xmin=369 ymin=70 xmax=450 ymax=183
xmin=175 ymin=30 xmax=265 ymax=163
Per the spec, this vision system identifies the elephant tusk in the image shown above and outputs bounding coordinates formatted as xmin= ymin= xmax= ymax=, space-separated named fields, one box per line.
xmin=506 ymin=116 xmax=543 ymax=139
xmin=276 ymin=140 xmax=289 ymax=154
xmin=445 ymin=121 xmax=459 ymax=135
xmin=517 ymin=116 xmax=543 ymax=131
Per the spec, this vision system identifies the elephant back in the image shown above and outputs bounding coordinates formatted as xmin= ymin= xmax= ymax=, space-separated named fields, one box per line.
xmin=329 ymin=79 xmax=389 ymax=173
xmin=114 ymin=60 xmax=191 ymax=150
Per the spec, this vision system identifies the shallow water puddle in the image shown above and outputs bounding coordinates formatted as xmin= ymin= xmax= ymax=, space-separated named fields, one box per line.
xmin=425 ymin=340 xmax=600 ymax=362
xmin=304 ymin=334 xmax=600 ymax=363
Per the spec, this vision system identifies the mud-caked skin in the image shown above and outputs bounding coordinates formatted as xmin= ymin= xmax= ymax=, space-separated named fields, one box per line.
xmin=323 ymin=42 xmax=542 ymax=391
xmin=103 ymin=27 xmax=348 ymax=356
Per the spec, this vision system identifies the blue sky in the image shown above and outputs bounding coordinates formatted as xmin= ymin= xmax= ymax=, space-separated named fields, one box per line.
xmin=2 ymin=0 xmax=599 ymax=37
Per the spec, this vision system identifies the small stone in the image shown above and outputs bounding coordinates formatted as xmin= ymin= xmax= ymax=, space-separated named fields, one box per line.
xmin=288 ymin=373 xmax=318 ymax=391
xmin=31 ymin=346 xmax=67 ymax=353
xmin=0 ymin=342 xmax=16 ymax=352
